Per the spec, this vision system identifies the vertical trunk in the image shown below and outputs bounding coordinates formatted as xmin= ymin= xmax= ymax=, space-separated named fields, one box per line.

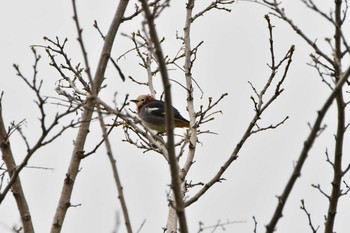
xmin=0 ymin=105 xmax=35 ymax=233
xmin=166 ymin=194 xmax=178 ymax=233
xmin=50 ymin=1 xmax=130 ymax=232
xmin=325 ymin=1 xmax=344 ymax=232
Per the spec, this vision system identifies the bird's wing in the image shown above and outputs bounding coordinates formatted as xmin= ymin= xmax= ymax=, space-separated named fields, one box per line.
xmin=145 ymin=101 xmax=184 ymax=118
xmin=144 ymin=101 xmax=166 ymax=117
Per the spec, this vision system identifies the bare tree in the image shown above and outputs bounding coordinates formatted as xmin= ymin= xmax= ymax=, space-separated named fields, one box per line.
xmin=246 ymin=0 xmax=350 ymax=232
xmin=1 ymin=0 xmax=349 ymax=233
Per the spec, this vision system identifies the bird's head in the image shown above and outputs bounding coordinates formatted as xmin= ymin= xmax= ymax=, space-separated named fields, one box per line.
xmin=130 ymin=95 xmax=155 ymax=109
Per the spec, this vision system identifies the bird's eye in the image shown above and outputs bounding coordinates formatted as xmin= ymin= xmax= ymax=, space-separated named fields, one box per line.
xmin=141 ymin=99 xmax=145 ymax=102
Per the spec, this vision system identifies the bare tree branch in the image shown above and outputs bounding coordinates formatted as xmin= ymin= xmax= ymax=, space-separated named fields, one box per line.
xmin=71 ymin=0 xmax=93 ymax=86
xmin=324 ymin=2 xmax=346 ymax=232
xmin=311 ymin=184 xmax=331 ymax=200
xmin=0 ymin=95 xmax=35 ymax=233
xmin=300 ymin=199 xmax=319 ymax=233
xmin=185 ymin=16 xmax=293 ymax=208
xmin=93 ymin=20 xmax=126 ymax=81
xmin=197 ymin=219 xmax=245 ymax=232
xmin=300 ymin=0 xmax=334 ymax=23
xmin=265 ymin=63 xmax=350 ymax=233
xmin=238 ymin=2 xmax=350 ymax=232
xmin=192 ymin=0 xmax=235 ymax=22
xmin=50 ymin=1 xmax=130 ymax=232
xmin=263 ymin=0 xmax=335 ymax=66
xmin=252 ymin=216 xmax=258 ymax=233
xmin=1 ymin=49 xmax=81 ymax=206
xmin=96 ymin=102 xmax=132 ymax=233
xmin=140 ymin=1 xmax=189 ymax=233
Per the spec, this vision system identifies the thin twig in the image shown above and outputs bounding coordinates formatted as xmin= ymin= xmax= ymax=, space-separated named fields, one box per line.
xmin=72 ymin=0 xmax=93 ymax=85
xmin=300 ymin=200 xmax=319 ymax=233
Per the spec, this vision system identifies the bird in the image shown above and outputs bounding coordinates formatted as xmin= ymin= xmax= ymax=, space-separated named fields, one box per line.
xmin=130 ymin=95 xmax=190 ymax=132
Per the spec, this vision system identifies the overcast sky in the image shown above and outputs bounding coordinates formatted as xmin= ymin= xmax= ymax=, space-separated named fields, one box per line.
xmin=1 ymin=1 xmax=349 ymax=233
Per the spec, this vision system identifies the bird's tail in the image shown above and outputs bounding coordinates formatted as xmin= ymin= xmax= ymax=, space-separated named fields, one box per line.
xmin=174 ymin=118 xmax=190 ymax=128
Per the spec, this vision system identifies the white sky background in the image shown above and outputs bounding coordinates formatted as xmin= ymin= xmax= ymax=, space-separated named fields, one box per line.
xmin=1 ymin=0 xmax=349 ymax=233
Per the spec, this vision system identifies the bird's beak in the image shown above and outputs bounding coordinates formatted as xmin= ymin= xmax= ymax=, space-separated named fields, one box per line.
xmin=130 ymin=99 xmax=138 ymax=103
